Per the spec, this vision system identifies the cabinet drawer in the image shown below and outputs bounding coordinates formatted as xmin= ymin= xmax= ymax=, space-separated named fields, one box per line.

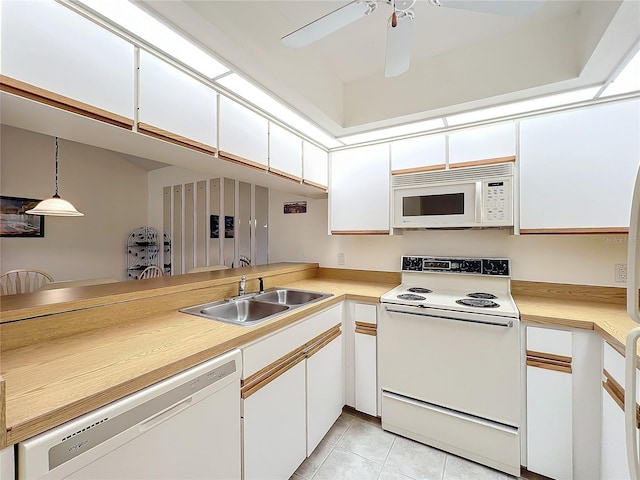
xmin=242 ymin=304 xmax=342 ymax=378
xmin=526 ymin=326 xmax=571 ymax=358
xmin=355 ymin=303 xmax=377 ymax=325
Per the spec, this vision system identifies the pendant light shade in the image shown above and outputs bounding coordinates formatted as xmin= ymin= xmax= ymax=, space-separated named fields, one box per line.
xmin=26 ymin=137 xmax=84 ymax=217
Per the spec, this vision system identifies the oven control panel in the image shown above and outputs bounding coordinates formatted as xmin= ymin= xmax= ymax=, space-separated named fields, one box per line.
xmin=401 ymin=256 xmax=510 ymax=276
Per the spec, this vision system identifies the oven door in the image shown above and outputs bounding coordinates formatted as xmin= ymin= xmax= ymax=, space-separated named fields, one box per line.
xmin=379 ymin=304 xmax=520 ymax=426
xmin=392 ymin=182 xmax=480 ymax=228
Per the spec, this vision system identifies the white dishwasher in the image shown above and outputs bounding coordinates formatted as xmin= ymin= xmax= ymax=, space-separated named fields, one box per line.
xmin=18 ymin=349 xmax=242 ymax=480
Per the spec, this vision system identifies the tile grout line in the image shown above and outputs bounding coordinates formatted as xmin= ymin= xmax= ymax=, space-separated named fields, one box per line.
xmin=376 ymin=436 xmax=398 ymax=480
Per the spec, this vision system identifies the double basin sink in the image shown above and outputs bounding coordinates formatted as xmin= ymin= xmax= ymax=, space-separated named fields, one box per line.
xmin=180 ymin=288 xmax=333 ymax=326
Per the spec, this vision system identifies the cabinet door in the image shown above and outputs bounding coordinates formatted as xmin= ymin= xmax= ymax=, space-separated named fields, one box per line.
xmin=139 ymin=51 xmax=217 ymax=151
xmin=269 ymin=123 xmax=302 ymax=181
xmin=1 ymin=1 xmax=134 ymax=122
xmin=526 ymin=365 xmax=573 ymax=479
xmin=520 ymin=100 xmax=640 ymax=232
xmin=601 ymin=386 xmax=631 ymax=480
xmin=448 ymin=122 xmax=516 ymax=166
xmin=218 ymin=96 xmax=268 ymax=169
xmin=330 ymin=144 xmax=390 ymax=234
xmin=243 ymin=361 xmax=306 ymax=480
xmin=303 ymin=141 xmax=329 ymax=189
xmin=391 ymin=134 xmax=445 ymax=173
xmin=307 ymin=335 xmax=344 ymax=455
xmin=355 ymin=331 xmax=377 ymax=417
xmin=0 ymin=446 xmax=14 ymax=480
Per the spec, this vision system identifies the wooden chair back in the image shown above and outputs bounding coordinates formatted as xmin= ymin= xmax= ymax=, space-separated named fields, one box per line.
xmin=0 ymin=269 xmax=54 ymax=295
xmin=139 ymin=266 xmax=164 ymax=279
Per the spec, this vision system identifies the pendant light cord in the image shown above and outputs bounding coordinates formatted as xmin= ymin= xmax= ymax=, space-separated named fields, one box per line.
xmin=54 ymin=137 xmax=60 ymax=198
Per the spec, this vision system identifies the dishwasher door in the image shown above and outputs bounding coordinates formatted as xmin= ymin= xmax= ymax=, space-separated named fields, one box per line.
xmin=18 ymin=349 xmax=242 ymax=480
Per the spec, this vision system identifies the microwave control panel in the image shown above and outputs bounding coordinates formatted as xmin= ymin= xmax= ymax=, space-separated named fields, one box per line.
xmin=483 ymin=179 xmax=511 ymax=224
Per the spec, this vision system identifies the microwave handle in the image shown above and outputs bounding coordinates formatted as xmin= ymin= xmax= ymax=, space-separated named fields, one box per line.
xmin=475 ymin=181 xmax=483 ymax=223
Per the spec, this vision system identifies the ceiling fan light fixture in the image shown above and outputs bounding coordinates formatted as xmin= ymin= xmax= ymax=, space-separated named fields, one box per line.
xmin=26 ymin=137 xmax=84 ymax=217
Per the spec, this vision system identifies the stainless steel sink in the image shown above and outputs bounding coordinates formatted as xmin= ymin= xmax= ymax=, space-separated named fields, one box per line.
xmin=181 ymin=299 xmax=290 ymax=326
xmin=180 ymin=288 xmax=332 ymax=326
xmin=253 ymin=288 xmax=331 ymax=306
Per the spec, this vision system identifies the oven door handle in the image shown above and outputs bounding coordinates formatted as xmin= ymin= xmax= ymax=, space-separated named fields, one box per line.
xmin=384 ymin=307 xmax=514 ymax=328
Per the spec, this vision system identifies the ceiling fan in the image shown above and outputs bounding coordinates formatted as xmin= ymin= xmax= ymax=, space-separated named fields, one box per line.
xmin=281 ymin=0 xmax=544 ymax=78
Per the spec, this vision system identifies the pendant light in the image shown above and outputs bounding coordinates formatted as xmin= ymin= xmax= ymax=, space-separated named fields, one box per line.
xmin=26 ymin=137 xmax=84 ymax=217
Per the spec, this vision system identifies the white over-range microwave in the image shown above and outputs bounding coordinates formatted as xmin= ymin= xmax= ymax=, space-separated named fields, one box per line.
xmin=392 ymin=163 xmax=514 ymax=229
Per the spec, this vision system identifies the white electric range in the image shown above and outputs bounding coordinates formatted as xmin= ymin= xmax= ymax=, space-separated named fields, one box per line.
xmin=379 ymin=256 xmax=521 ymax=477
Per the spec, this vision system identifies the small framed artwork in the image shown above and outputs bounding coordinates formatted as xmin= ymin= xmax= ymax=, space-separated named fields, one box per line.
xmin=225 ymin=216 xmax=235 ymax=238
xmin=284 ymin=201 xmax=307 ymax=214
xmin=210 ymin=214 xmax=219 ymax=239
xmin=0 ymin=196 xmax=45 ymax=237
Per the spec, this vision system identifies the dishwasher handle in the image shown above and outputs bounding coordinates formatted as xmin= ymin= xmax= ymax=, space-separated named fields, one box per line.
xmin=385 ymin=307 xmax=514 ymax=328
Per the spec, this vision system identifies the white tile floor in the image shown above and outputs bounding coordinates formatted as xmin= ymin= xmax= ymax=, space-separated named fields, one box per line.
xmin=291 ymin=411 xmax=520 ymax=480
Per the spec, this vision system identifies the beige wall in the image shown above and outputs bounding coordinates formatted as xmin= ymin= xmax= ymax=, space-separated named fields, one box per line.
xmin=0 ymin=126 xmax=148 ymax=281
xmin=268 ymin=189 xmax=629 ymax=287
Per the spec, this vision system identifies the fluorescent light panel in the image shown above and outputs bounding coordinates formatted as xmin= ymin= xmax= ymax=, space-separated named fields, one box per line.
xmin=446 ymin=87 xmax=601 ymax=126
xmin=601 ymin=48 xmax=640 ymax=97
xmin=217 ymin=74 xmax=342 ymax=148
xmin=78 ymin=0 xmax=229 ymax=78
xmin=338 ymin=118 xmax=445 ymax=145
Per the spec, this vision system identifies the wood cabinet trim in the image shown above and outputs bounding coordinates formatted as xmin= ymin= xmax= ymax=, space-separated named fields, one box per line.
xmin=268 ymin=167 xmax=303 ymax=183
xmin=302 ymin=179 xmax=328 ymax=191
xmin=137 ymin=122 xmax=216 ymax=156
xmin=602 ymin=369 xmax=640 ymax=427
xmin=331 ymin=230 xmax=390 ymax=236
xmin=526 ymin=358 xmax=572 ymax=374
xmin=526 ymin=350 xmax=572 ymax=365
xmin=449 ymin=156 xmax=516 ymax=169
xmin=520 ymin=228 xmax=629 ymax=235
xmin=241 ymin=353 xmax=305 ymax=399
xmin=218 ymin=151 xmax=268 ymax=172
xmin=391 ymin=164 xmax=446 ymax=175
xmin=306 ymin=328 xmax=341 ymax=358
xmin=355 ymin=321 xmax=377 ymax=336
xmin=0 ymin=75 xmax=134 ymax=130
xmin=0 ymin=377 xmax=6 ymax=449
xmin=242 ymin=324 xmax=341 ymax=396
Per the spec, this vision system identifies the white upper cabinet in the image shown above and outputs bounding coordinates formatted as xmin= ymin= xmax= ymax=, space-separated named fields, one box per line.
xmin=390 ymin=134 xmax=446 ymax=173
xmin=138 ymin=51 xmax=217 ymax=151
xmin=269 ymin=123 xmax=303 ymax=180
xmin=303 ymin=141 xmax=329 ymax=189
xmin=448 ymin=122 xmax=516 ymax=165
xmin=330 ymin=144 xmax=391 ymax=234
xmin=520 ymin=99 xmax=640 ymax=232
xmin=1 ymin=1 xmax=134 ymax=122
xmin=218 ymin=96 xmax=268 ymax=168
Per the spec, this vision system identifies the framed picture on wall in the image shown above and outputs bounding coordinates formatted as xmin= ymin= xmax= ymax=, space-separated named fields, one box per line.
xmin=0 ymin=196 xmax=45 ymax=237
xmin=210 ymin=214 xmax=219 ymax=239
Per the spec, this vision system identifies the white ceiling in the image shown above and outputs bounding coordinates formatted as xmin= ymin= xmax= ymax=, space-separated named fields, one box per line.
xmin=140 ymin=0 xmax=640 ymax=138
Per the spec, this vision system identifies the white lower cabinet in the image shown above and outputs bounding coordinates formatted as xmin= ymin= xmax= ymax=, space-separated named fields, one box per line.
xmin=307 ymin=334 xmax=344 ymax=455
xmin=355 ymin=331 xmax=377 ymax=417
xmin=241 ymin=303 xmax=344 ymax=479
xmin=344 ymin=302 xmax=379 ymax=417
xmin=526 ymin=363 xmax=573 ymax=479
xmin=0 ymin=446 xmax=14 ymax=480
xmin=601 ymin=383 xmax=630 ymax=480
xmin=243 ymin=361 xmax=307 ymax=480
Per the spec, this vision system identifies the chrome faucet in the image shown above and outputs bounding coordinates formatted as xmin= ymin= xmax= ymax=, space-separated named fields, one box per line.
xmin=239 ymin=275 xmax=246 ymax=296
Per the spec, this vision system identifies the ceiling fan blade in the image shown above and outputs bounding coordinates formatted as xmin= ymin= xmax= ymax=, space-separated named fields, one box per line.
xmin=430 ymin=0 xmax=544 ymax=16
xmin=281 ymin=1 xmax=374 ymax=48
xmin=385 ymin=13 xmax=413 ymax=78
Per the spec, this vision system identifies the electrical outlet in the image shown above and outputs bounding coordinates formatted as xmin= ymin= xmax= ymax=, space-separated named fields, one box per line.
xmin=338 ymin=252 xmax=345 ymax=266
xmin=615 ymin=263 xmax=627 ymax=283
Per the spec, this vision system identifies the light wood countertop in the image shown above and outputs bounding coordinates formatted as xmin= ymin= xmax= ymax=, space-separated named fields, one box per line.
xmin=0 ymin=265 xmax=396 ymax=448
xmin=0 ymin=266 xmax=637 ymax=450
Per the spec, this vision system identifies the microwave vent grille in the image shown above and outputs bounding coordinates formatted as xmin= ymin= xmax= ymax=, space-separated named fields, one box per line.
xmin=393 ymin=163 xmax=513 ymax=187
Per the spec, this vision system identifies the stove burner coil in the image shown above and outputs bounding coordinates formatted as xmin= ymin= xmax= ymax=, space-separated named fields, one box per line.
xmin=397 ymin=293 xmax=426 ymax=301
xmin=466 ymin=292 xmax=498 ymax=300
xmin=407 ymin=287 xmax=433 ymax=294
xmin=456 ymin=298 xmax=500 ymax=308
